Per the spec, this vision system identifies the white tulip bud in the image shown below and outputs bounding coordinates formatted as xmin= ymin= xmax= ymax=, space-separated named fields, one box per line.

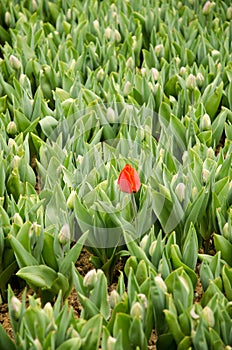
xmin=13 ymin=213 xmax=23 ymax=227
xmin=202 ymin=306 xmax=215 ymax=327
xmin=126 ymin=57 xmax=134 ymax=70
xmin=5 ymin=11 xmax=11 ymax=26
xmin=109 ymin=290 xmax=121 ymax=308
xmin=202 ymin=1 xmax=215 ymax=15
xmin=93 ymin=20 xmax=99 ymax=31
xmin=107 ymin=336 xmax=117 ymax=350
xmin=223 ymin=222 xmax=229 ymax=238
xmin=67 ymin=190 xmax=76 ymax=210
xmin=123 ymin=81 xmax=132 ymax=96
xmin=196 ymin=72 xmax=204 ymax=87
xmin=83 ymin=269 xmax=98 ymax=289
xmin=151 ymin=67 xmax=159 ymax=81
xmin=96 ymin=68 xmax=104 ymax=82
xmin=186 ymin=73 xmax=196 ymax=90
xmin=130 ymin=302 xmax=143 ymax=319
xmin=9 ymin=55 xmax=21 ymax=70
xmin=105 ymin=27 xmax=112 ymax=40
xmin=154 ymin=44 xmax=164 ymax=56
xmin=154 ymin=275 xmax=167 ymax=293
xmin=200 ymin=113 xmax=211 ymax=131
xmin=191 ymin=186 xmax=198 ymax=200
xmin=175 ymin=183 xmax=186 ymax=202
xmin=11 ymin=296 xmax=22 ymax=320
xmin=7 ymin=121 xmax=17 ymax=136
xmin=77 ymin=155 xmax=83 ymax=164
xmin=58 ymin=224 xmax=71 ymax=245
xmin=227 ymin=6 xmax=232 ymax=20
xmin=114 ymin=29 xmax=121 ymax=42
xmin=106 ymin=107 xmax=115 ymax=123
xmin=43 ymin=302 xmax=53 ymax=320
xmin=180 ymin=66 xmax=187 ymax=75
xmin=202 ymin=169 xmax=210 ymax=183
xmin=206 ymin=147 xmax=215 ymax=159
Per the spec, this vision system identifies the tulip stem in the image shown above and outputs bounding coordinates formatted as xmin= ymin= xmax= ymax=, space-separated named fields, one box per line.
xmin=131 ymin=193 xmax=138 ymax=232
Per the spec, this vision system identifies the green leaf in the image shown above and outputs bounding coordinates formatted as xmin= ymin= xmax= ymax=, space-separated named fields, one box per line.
xmin=0 ymin=324 xmax=16 ymax=350
xmin=39 ymin=116 xmax=58 ymax=138
xmin=214 ymin=234 xmax=232 ymax=266
xmin=16 ymin=265 xmax=57 ymax=289
xmin=56 ymin=338 xmax=81 ymax=350
xmin=8 ymin=234 xmax=38 ymax=268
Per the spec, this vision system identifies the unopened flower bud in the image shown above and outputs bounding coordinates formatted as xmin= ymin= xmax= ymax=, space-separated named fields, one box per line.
xmin=5 ymin=11 xmax=11 ymax=26
xmin=180 ymin=66 xmax=187 ymax=75
xmin=123 ymin=81 xmax=132 ymax=96
xmin=140 ymin=234 xmax=148 ymax=250
xmin=77 ymin=155 xmax=83 ymax=164
xmin=215 ymin=164 xmax=222 ymax=178
xmin=58 ymin=224 xmax=71 ymax=245
xmin=137 ymin=293 xmax=148 ymax=309
xmin=175 ymin=183 xmax=186 ymax=202
xmin=206 ymin=147 xmax=215 ymax=159
xmin=186 ymin=73 xmax=196 ymax=90
xmin=200 ymin=113 xmax=211 ymax=131
xmin=96 ymin=68 xmax=104 ymax=82
xmin=223 ymin=222 xmax=229 ymax=238
xmin=191 ymin=186 xmax=198 ymax=200
xmin=107 ymin=336 xmax=117 ymax=350
xmin=83 ymin=269 xmax=98 ymax=289
xmin=211 ymin=49 xmax=220 ymax=59
xmin=105 ymin=27 xmax=112 ymax=40
xmin=154 ymin=275 xmax=167 ymax=293
xmin=149 ymin=240 xmax=157 ymax=256
xmin=196 ymin=72 xmax=204 ymax=87
xmin=7 ymin=121 xmax=17 ymax=136
xmin=12 ymin=155 xmax=20 ymax=168
xmin=202 ymin=169 xmax=210 ymax=183
xmin=114 ymin=29 xmax=121 ymax=42
xmin=9 ymin=55 xmax=21 ymax=70
xmin=130 ymin=302 xmax=143 ymax=319
xmin=106 ymin=107 xmax=115 ymax=123
xmin=126 ymin=57 xmax=134 ymax=70
xmin=151 ymin=67 xmax=159 ymax=81
xmin=140 ymin=67 xmax=146 ymax=76
xmin=93 ymin=19 xmax=99 ymax=31
xmin=34 ymin=339 xmax=42 ymax=350
xmin=43 ymin=302 xmax=53 ymax=320
xmin=13 ymin=213 xmax=23 ymax=227
xmin=109 ymin=290 xmax=121 ymax=308
xmin=11 ymin=296 xmax=22 ymax=320
xmin=202 ymin=306 xmax=214 ymax=327
xmin=227 ymin=6 xmax=232 ymax=20
xmin=202 ymin=1 xmax=215 ymax=15
xmin=67 ymin=190 xmax=76 ymax=210
xmin=154 ymin=44 xmax=164 ymax=56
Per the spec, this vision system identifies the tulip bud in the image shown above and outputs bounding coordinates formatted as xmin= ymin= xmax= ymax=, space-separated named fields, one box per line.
xmin=126 ymin=57 xmax=134 ymax=70
xmin=67 ymin=190 xmax=76 ymax=210
xmin=107 ymin=336 xmax=117 ymax=350
xmin=9 ymin=55 xmax=21 ymax=70
xmin=151 ymin=67 xmax=159 ymax=81
xmin=7 ymin=121 xmax=17 ymax=136
xmin=105 ymin=27 xmax=112 ymax=40
xmin=58 ymin=224 xmax=71 ymax=245
xmin=13 ymin=213 xmax=23 ymax=227
xmin=206 ymin=147 xmax=215 ymax=159
xmin=96 ymin=68 xmax=104 ymax=82
xmin=149 ymin=240 xmax=157 ymax=256
xmin=202 ymin=1 xmax=215 ymax=15
xmin=11 ymin=296 xmax=22 ymax=320
xmin=180 ymin=66 xmax=187 ymax=75
xmin=196 ymin=72 xmax=204 ymax=87
xmin=191 ymin=186 xmax=198 ymax=200
xmin=200 ymin=113 xmax=211 ymax=131
xmin=215 ymin=164 xmax=222 ymax=178
xmin=83 ymin=269 xmax=98 ymax=289
xmin=109 ymin=290 xmax=121 ymax=308
xmin=130 ymin=302 xmax=143 ymax=319
xmin=227 ymin=6 xmax=232 ymax=20
xmin=140 ymin=67 xmax=146 ymax=76
xmin=77 ymin=155 xmax=83 ymax=164
xmin=154 ymin=275 xmax=167 ymax=293
xmin=186 ymin=73 xmax=196 ymax=90
xmin=93 ymin=19 xmax=99 ymax=31
xmin=123 ymin=81 xmax=132 ymax=96
xmin=43 ymin=302 xmax=54 ymax=320
xmin=140 ymin=234 xmax=149 ymax=250
xmin=223 ymin=222 xmax=229 ymax=238
xmin=137 ymin=293 xmax=148 ymax=309
xmin=34 ymin=339 xmax=42 ymax=350
xmin=12 ymin=155 xmax=20 ymax=169
xmin=202 ymin=168 xmax=210 ymax=183
xmin=106 ymin=107 xmax=115 ymax=123
xmin=32 ymin=0 xmax=38 ymax=11
xmin=175 ymin=183 xmax=186 ymax=202
xmin=211 ymin=49 xmax=220 ymax=60
xmin=114 ymin=29 xmax=121 ymax=42
xmin=5 ymin=11 xmax=11 ymax=26
xmin=202 ymin=306 xmax=214 ymax=327
xmin=154 ymin=44 xmax=164 ymax=56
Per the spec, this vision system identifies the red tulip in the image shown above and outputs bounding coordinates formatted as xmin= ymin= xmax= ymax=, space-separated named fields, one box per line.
xmin=118 ymin=164 xmax=141 ymax=193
